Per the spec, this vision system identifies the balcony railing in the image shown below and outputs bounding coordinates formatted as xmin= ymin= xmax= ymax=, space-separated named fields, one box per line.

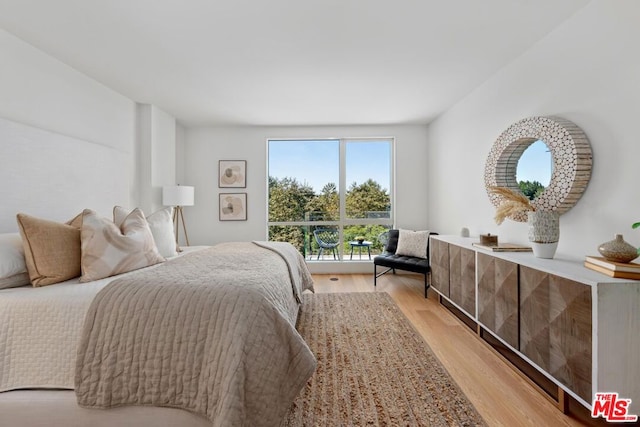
xmin=268 ymin=224 xmax=391 ymax=262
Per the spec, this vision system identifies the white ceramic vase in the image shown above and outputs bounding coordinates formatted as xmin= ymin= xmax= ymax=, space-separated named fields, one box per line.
xmin=530 ymin=241 xmax=559 ymax=259
xmin=527 ymin=211 xmax=559 ymax=259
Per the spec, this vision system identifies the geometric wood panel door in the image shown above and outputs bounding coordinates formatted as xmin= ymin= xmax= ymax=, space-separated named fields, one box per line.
xmin=430 ymin=238 xmax=450 ymax=298
xmin=477 ymin=253 xmax=519 ymax=349
xmin=449 ymin=245 xmax=476 ymax=316
xmin=519 ymin=266 xmax=592 ymax=402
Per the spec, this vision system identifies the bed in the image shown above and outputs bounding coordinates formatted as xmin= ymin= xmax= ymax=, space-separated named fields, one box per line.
xmin=0 ymin=238 xmax=316 ymax=426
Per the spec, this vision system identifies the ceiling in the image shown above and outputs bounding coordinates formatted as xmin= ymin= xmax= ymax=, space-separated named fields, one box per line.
xmin=0 ymin=0 xmax=589 ymax=127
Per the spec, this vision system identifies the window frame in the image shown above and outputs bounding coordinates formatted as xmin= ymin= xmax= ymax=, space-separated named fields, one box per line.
xmin=266 ymin=137 xmax=395 ymax=261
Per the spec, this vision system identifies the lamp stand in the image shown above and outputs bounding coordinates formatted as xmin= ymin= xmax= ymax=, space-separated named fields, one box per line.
xmin=173 ymin=206 xmax=190 ymax=248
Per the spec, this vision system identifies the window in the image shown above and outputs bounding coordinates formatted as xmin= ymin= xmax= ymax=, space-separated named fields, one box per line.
xmin=267 ymin=138 xmax=393 ymax=261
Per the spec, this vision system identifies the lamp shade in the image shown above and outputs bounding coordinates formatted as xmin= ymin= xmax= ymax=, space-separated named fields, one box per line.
xmin=162 ymin=186 xmax=194 ymax=206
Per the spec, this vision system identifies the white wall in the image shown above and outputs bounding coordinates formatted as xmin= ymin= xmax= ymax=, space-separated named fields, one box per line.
xmin=0 ymin=29 xmax=136 ymax=151
xmin=427 ymin=0 xmax=640 ymax=260
xmin=136 ymin=104 xmax=177 ymax=214
xmin=182 ymin=125 xmax=428 ymax=250
xmin=176 ymin=122 xmax=187 ymax=184
xmin=0 ymin=28 xmax=137 ymax=214
xmin=0 ymin=28 xmax=180 ymax=221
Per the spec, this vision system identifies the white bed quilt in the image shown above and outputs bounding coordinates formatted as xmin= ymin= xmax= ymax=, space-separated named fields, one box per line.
xmin=0 ymin=248 xmax=203 ymax=392
xmin=1 ymin=274 xmax=123 ymax=391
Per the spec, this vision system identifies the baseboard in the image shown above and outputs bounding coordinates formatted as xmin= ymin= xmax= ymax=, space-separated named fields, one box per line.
xmin=439 ymin=297 xmax=477 ymax=332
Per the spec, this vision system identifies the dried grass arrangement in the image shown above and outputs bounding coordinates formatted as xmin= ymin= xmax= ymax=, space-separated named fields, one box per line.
xmin=489 ymin=186 xmax=535 ymax=225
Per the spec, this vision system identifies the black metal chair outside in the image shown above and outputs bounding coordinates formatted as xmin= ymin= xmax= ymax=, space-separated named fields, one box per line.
xmin=313 ymin=229 xmax=340 ymax=260
xmin=377 ymin=231 xmax=390 ymax=250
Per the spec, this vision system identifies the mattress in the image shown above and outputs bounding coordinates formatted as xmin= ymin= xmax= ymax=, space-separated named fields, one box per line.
xmin=0 ymin=390 xmax=211 ymax=427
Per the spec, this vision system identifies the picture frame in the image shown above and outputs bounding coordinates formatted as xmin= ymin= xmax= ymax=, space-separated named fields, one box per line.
xmin=219 ymin=193 xmax=247 ymax=221
xmin=219 ymin=160 xmax=246 ymax=188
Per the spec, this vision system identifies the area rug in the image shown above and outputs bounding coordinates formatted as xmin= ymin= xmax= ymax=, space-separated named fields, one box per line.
xmin=284 ymin=292 xmax=486 ymax=426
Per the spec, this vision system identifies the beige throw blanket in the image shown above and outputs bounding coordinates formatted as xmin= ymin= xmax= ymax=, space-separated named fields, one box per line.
xmin=75 ymin=242 xmax=316 ymax=426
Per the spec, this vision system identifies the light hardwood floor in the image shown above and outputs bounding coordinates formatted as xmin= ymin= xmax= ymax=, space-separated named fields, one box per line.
xmin=311 ymin=273 xmax=589 ymax=427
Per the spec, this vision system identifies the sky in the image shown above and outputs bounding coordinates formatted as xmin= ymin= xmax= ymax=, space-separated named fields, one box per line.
xmin=516 ymin=139 xmax=552 ymax=185
xmin=268 ymin=140 xmax=391 ymax=193
xmin=268 ymin=139 xmax=549 ymax=193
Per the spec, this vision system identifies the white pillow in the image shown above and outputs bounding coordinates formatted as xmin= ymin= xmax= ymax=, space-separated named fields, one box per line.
xmin=0 ymin=272 xmax=30 ymax=289
xmin=114 ymin=206 xmax=177 ymax=258
xmin=81 ymin=208 xmax=165 ymax=282
xmin=0 ymin=233 xmax=30 ymax=289
xmin=396 ymin=229 xmax=430 ymax=259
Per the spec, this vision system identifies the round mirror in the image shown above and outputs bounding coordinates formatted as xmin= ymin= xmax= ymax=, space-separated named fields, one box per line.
xmin=484 ymin=116 xmax=592 ymax=222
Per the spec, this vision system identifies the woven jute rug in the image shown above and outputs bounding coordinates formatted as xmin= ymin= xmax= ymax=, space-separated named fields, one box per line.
xmin=284 ymin=292 xmax=486 ymax=426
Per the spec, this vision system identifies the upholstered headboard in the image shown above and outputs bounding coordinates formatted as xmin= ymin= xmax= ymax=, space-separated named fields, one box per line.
xmin=0 ymin=117 xmax=130 ymax=232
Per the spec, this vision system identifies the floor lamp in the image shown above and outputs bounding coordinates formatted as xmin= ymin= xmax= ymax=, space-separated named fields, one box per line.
xmin=162 ymin=185 xmax=195 ymax=248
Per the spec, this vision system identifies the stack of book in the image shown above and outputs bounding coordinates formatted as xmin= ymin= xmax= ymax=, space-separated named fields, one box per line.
xmin=472 ymin=242 xmax=532 ymax=252
xmin=584 ymin=256 xmax=640 ymax=279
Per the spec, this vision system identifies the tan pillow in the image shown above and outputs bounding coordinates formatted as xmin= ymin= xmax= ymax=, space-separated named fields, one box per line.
xmin=396 ymin=229 xmax=430 ymax=259
xmin=16 ymin=213 xmax=82 ymax=287
xmin=113 ymin=206 xmax=177 ymax=258
xmin=80 ymin=208 xmax=165 ymax=282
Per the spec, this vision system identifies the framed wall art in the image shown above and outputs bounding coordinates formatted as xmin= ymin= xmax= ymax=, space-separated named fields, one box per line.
xmin=219 ymin=160 xmax=246 ymax=188
xmin=219 ymin=193 xmax=247 ymax=221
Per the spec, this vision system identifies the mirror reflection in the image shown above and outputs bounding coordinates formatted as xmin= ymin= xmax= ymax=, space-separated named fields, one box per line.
xmin=516 ymin=139 xmax=553 ymax=200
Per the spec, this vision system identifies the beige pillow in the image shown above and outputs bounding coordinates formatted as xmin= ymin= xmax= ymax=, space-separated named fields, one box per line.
xmin=396 ymin=229 xmax=430 ymax=259
xmin=16 ymin=213 xmax=82 ymax=287
xmin=113 ymin=206 xmax=177 ymax=258
xmin=80 ymin=208 xmax=165 ymax=282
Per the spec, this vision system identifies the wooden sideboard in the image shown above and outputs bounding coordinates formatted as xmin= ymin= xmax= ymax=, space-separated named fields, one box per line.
xmin=430 ymin=235 xmax=640 ymax=415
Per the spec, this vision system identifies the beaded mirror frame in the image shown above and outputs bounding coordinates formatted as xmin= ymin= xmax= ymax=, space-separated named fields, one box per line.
xmin=484 ymin=116 xmax=592 ymax=222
